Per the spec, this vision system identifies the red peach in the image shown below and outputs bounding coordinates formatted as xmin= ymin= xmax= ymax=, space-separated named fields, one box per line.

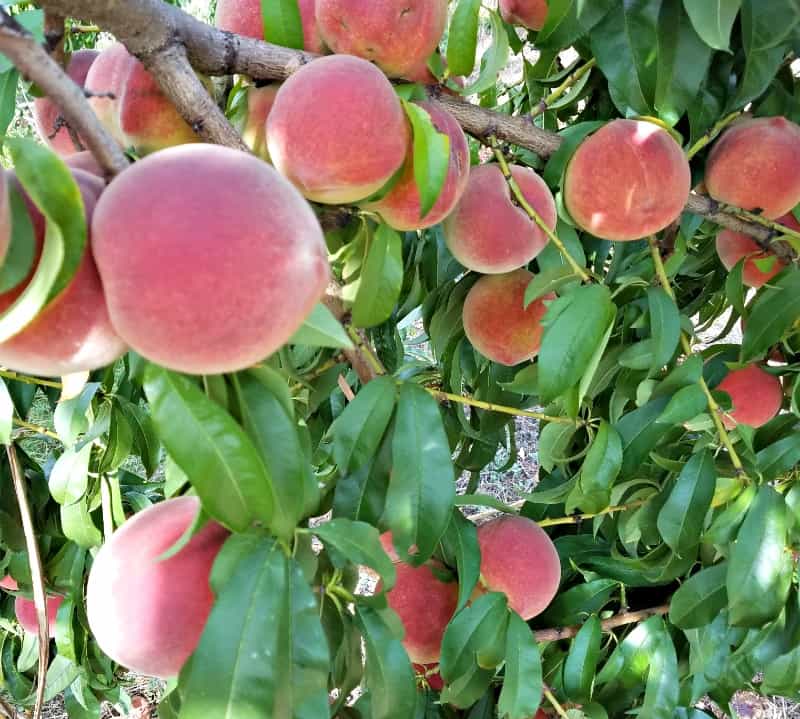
xmin=316 ymin=0 xmax=448 ymax=78
xmin=705 ymin=116 xmax=800 ymax=219
xmin=476 ymin=515 xmax=560 ymax=620
xmin=716 ymin=364 xmax=783 ymax=429
xmin=241 ymin=84 xmax=280 ymax=161
xmin=0 ymin=575 xmax=18 ymax=591
xmin=363 ymin=102 xmax=470 ymax=231
xmin=91 ymin=144 xmax=330 ymax=374
xmin=64 ymin=151 xmax=105 ymax=179
xmin=444 ymin=164 xmax=556 ymax=273
xmin=15 ymin=594 xmax=64 ymax=637
xmin=267 ymin=55 xmax=410 ymax=204
xmin=463 ymin=270 xmax=554 ymax=367
xmin=215 ymin=0 xmax=324 ymax=53
xmin=499 ymin=0 xmax=549 ymax=30
xmin=84 ymin=43 xmax=132 ymax=146
xmin=564 ymin=119 xmax=691 ymax=241
xmin=86 ymin=496 xmax=229 ymax=678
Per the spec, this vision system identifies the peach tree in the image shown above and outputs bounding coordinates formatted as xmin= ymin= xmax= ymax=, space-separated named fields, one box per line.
xmin=0 ymin=1 xmax=796 ymax=718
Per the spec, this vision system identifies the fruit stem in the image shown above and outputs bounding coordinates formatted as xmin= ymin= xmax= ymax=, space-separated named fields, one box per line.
xmin=543 ymin=688 xmax=570 ymax=719
xmin=647 ymin=238 xmax=747 ymax=476
xmin=0 ymin=370 xmax=62 ymax=389
xmin=345 ymin=325 xmax=387 ymax=377
xmin=685 ymin=110 xmax=744 ymax=160
xmin=425 ymin=389 xmax=581 ymax=426
xmin=12 ymin=418 xmax=59 ymax=440
xmin=534 ymin=604 xmax=670 ymax=642
xmin=491 ymin=141 xmax=592 ymax=283
xmin=532 ymin=58 xmax=597 ymax=119
xmin=6 ymin=443 xmax=49 ymax=719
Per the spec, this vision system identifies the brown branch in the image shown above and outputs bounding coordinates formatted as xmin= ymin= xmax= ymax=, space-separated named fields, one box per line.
xmin=43 ymin=11 xmax=66 ymax=66
xmin=0 ymin=9 xmax=127 ymax=176
xmin=6 ymin=445 xmax=48 ymax=719
xmin=322 ymin=286 xmax=381 ymax=384
xmin=534 ymin=604 xmax=670 ymax=642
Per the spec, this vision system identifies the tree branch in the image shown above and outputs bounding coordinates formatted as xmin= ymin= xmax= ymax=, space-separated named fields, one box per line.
xmin=0 ymin=8 xmax=127 ymax=176
xmin=43 ymin=10 xmax=66 ymax=66
xmin=533 ymin=604 xmax=670 ymax=642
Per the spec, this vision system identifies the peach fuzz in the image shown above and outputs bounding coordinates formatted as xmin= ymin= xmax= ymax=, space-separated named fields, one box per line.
xmin=33 ymin=50 xmax=99 ymax=156
xmin=499 ymin=0 xmax=550 ymax=30
xmin=0 ymin=170 xmax=126 ymax=377
xmin=564 ymin=119 xmax=691 ymax=241
xmin=463 ymin=270 xmax=554 ymax=367
xmin=86 ymin=496 xmax=229 ymax=678
xmin=84 ymin=43 xmax=132 ymax=146
xmin=378 ymin=561 xmax=458 ymax=664
xmin=241 ymin=83 xmax=280 ymax=161
xmin=715 ymin=212 xmax=798 ymax=288
xmin=705 ymin=116 xmax=800 ymax=219
xmin=15 ymin=594 xmax=64 ymax=637
xmin=444 ymin=164 xmax=556 ymax=273
xmin=267 ymin=55 xmax=410 ymax=204
xmin=316 ymin=0 xmax=448 ymax=78
xmin=215 ymin=0 xmax=324 ymax=53
xmin=716 ymin=364 xmax=783 ymax=429
xmin=363 ymin=102 xmax=470 ymax=231
xmin=476 ymin=515 xmax=560 ymax=620
xmin=91 ymin=144 xmax=330 ymax=374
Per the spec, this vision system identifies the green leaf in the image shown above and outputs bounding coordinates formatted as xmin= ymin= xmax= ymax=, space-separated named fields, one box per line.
xmin=0 ymin=378 xmax=12 ymax=445
xmin=762 ymin=645 xmax=800 ymax=695
xmin=640 ymin=629 xmax=679 ymax=719
xmin=741 ymin=272 xmax=800 ymax=362
xmin=235 ymin=372 xmax=318 ymax=540
xmin=60 ymin=497 xmax=101 ymax=548
xmin=524 ymin=266 xmax=578 ymax=307
xmin=578 ymin=422 xmax=623 ymax=516
xmin=669 ymin=563 xmax=728 ymax=629
xmin=705 ymin=483 xmax=756 ymax=546
xmin=458 ymin=10 xmax=509 ymax=96
xmin=538 ymin=284 xmax=617 ymax=402
xmin=313 ymin=519 xmax=396 ymax=589
xmin=0 ymin=185 xmax=36 ymax=294
xmin=440 ymin=510 xmax=480 ymax=613
xmin=54 ymin=382 xmax=99 ymax=447
xmin=538 ymin=421 xmax=577 ymax=472
xmin=727 ymin=485 xmax=792 ymax=627
xmin=289 ymin=303 xmax=354 ymax=349
xmin=539 ymin=579 xmax=617 ymax=626
xmin=446 ymin=0 xmax=481 ymax=77
xmin=563 ymin=615 xmax=601 ymax=703
xmin=683 ymin=0 xmax=741 ymax=50
xmin=329 ymin=376 xmax=397 ymax=474
xmin=657 ymin=450 xmax=717 ymax=555
xmin=356 ymin=606 xmax=417 ymax=719
xmin=647 ymin=287 xmax=681 ymax=373
xmin=116 ymin=397 xmax=161 ymax=477
xmin=144 ymin=366 xmax=271 ymax=532
xmin=658 ymin=384 xmax=707 ymax=425
xmin=756 ymin=435 xmax=800 ymax=481
xmin=403 ymin=102 xmax=450 ymax=220
xmin=352 ymin=224 xmax=404 ymax=328
xmin=48 ymin=444 xmax=91 ymax=505
xmin=725 ymin=259 xmax=746 ymax=316
xmin=260 ymin=0 xmax=304 ymax=49
xmin=386 ymin=383 xmax=455 ymax=563
xmin=0 ymin=140 xmax=86 ymax=343
xmin=97 ymin=403 xmax=134 ymax=473
xmin=0 ymin=69 xmax=19 ymax=142
xmin=498 ymin=613 xmax=542 ymax=719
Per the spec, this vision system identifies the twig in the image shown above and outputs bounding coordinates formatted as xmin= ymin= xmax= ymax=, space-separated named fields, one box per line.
xmin=427 ymin=389 xmax=579 ymax=425
xmin=534 ymin=605 xmax=670 ymax=642
xmin=13 ymin=419 xmax=59 ymax=440
xmin=543 ymin=688 xmax=570 ymax=719
xmin=532 ymin=58 xmax=596 ymax=119
xmin=0 ymin=698 xmax=17 ymax=719
xmin=0 ymin=371 xmax=63 ymax=389
xmin=686 ymin=111 xmax=744 ymax=160
xmin=6 ymin=445 xmax=48 ymax=719
xmin=469 ymin=498 xmax=646 ymax=525
xmin=43 ymin=11 xmax=66 ymax=66
xmin=321 ymin=290 xmax=382 ymax=385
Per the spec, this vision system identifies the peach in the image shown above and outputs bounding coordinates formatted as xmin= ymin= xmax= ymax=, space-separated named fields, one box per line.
xmin=362 ymin=102 xmax=470 ymax=230
xmin=716 ymin=212 xmax=797 ymax=287
xmin=65 ymin=151 xmax=105 ymax=179
xmin=33 ymin=50 xmax=99 ymax=156
xmin=86 ymin=496 xmax=229 ymax=678
xmin=476 ymin=515 xmax=560 ymax=620
xmin=463 ymin=270 xmax=554 ymax=367
xmin=716 ymin=364 xmax=783 ymax=429
xmin=499 ymin=0 xmax=549 ymax=30
xmin=267 ymin=55 xmax=410 ymax=204
xmin=215 ymin=0 xmax=324 ymax=53
xmin=563 ymin=119 xmax=691 ymax=242
xmin=0 ymin=575 xmax=18 ymax=591
xmin=0 ymin=170 xmax=127 ymax=377
xmin=240 ymin=83 xmax=280 ymax=161
xmin=379 ymin=561 xmax=458 ymax=664
xmin=316 ymin=0 xmax=448 ymax=78
xmin=705 ymin=116 xmax=800 ymax=219
xmin=15 ymin=594 xmax=64 ymax=637
xmin=444 ymin=164 xmax=556 ymax=273
xmin=91 ymin=144 xmax=329 ymax=374
xmin=84 ymin=42 xmax=131 ymax=146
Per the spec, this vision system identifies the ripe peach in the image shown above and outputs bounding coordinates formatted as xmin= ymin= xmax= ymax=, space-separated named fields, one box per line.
xmin=463 ymin=270 xmax=554 ymax=367
xmin=240 ymin=83 xmax=280 ymax=161
xmin=91 ymin=144 xmax=329 ymax=374
xmin=316 ymin=0 xmax=448 ymax=78
xmin=84 ymin=42 xmax=132 ymax=146
xmin=15 ymin=594 xmax=64 ymax=637
xmin=379 ymin=561 xmax=458 ymax=664
xmin=0 ymin=170 xmax=127 ymax=377
xmin=362 ymin=102 xmax=470 ymax=230
xmin=499 ymin=0 xmax=549 ymax=30
xmin=705 ymin=116 xmax=800 ymax=219
xmin=215 ymin=0 xmax=324 ymax=53
xmin=476 ymin=515 xmax=560 ymax=620
xmin=564 ymin=119 xmax=691 ymax=242
xmin=65 ymin=151 xmax=105 ymax=179
xmin=0 ymin=575 xmax=18 ymax=591
xmin=267 ymin=55 xmax=410 ymax=204
xmin=444 ymin=164 xmax=556 ymax=273
xmin=33 ymin=50 xmax=99 ymax=156
xmin=716 ymin=364 xmax=783 ymax=429
xmin=86 ymin=496 xmax=229 ymax=678
xmin=716 ymin=212 xmax=797 ymax=287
